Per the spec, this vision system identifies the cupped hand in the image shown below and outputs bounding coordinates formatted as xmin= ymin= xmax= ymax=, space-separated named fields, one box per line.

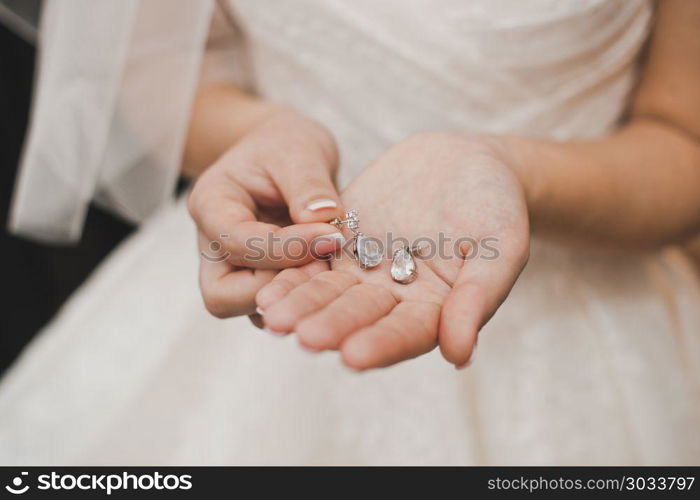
xmin=256 ymin=133 xmax=529 ymax=369
xmin=188 ymin=109 xmax=345 ymax=319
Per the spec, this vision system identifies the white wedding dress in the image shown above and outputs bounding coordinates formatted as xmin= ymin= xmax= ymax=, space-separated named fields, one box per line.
xmin=2 ymin=0 xmax=700 ymax=465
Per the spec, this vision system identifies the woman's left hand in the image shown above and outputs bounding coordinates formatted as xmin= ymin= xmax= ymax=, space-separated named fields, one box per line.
xmin=256 ymin=132 xmax=530 ymax=369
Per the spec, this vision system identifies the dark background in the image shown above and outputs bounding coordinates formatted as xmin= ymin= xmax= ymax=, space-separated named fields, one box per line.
xmin=0 ymin=4 xmax=134 ymax=376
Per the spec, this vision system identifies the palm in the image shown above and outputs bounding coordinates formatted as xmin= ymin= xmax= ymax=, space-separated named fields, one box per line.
xmin=259 ymin=134 xmax=529 ymax=369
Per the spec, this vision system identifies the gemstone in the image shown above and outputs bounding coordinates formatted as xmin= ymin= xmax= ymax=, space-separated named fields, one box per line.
xmin=354 ymin=233 xmax=382 ymax=268
xmin=391 ymin=247 xmax=417 ymax=284
xmin=345 ymin=210 xmax=359 ymax=231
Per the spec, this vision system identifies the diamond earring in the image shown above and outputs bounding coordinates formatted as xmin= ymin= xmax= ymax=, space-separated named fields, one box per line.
xmin=391 ymin=243 xmax=427 ymax=284
xmin=330 ymin=210 xmax=382 ymax=269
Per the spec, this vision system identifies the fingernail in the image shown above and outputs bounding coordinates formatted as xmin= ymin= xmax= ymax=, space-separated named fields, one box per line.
xmin=255 ymin=306 xmax=265 ymax=316
xmin=312 ymin=232 xmax=345 ymax=255
xmin=305 ymin=199 xmax=337 ymax=211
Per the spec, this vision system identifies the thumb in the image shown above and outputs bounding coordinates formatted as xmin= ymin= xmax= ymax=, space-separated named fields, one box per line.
xmin=272 ymin=162 xmax=344 ymax=223
xmin=439 ymin=238 xmax=528 ymax=368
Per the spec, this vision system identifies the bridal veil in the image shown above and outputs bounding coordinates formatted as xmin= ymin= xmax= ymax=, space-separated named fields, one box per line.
xmin=9 ymin=0 xmax=215 ymax=243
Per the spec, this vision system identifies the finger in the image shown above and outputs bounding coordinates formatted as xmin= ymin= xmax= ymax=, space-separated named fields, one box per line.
xmin=200 ymin=269 xmax=276 ymax=318
xmin=199 ymin=231 xmax=277 ymax=318
xmin=270 ymin=160 xmax=344 ymax=223
xmin=205 ymin=220 xmax=344 ymax=269
xmin=295 ymin=283 xmax=398 ymax=350
xmin=255 ymin=261 xmax=328 ymax=312
xmin=189 ymin=169 xmax=343 ymax=269
xmin=341 ymin=301 xmax=440 ymax=371
xmin=438 ymin=235 xmax=529 ymax=367
xmin=248 ymin=313 xmax=265 ymax=330
xmin=263 ymin=271 xmax=359 ymax=334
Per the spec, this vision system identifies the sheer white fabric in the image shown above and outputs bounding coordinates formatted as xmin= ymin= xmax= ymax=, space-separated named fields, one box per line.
xmin=9 ymin=0 xmax=213 ymax=242
xmin=2 ymin=0 xmax=700 ymax=465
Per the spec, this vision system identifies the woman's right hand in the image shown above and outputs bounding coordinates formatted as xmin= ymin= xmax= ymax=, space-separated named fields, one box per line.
xmin=187 ymin=108 xmax=345 ymax=319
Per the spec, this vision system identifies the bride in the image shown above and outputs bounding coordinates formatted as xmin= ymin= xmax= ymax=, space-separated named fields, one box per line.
xmin=2 ymin=0 xmax=699 ymax=464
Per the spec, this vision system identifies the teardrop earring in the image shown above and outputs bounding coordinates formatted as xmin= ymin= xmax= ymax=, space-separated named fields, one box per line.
xmin=391 ymin=246 xmax=417 ymax=284
xmin=330 ymin=210 xmax=382 ymax=269
xmin=391 ymin=243 xmax=427 ymax=284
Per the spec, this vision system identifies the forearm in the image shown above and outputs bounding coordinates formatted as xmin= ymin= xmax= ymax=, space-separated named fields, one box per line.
xmin=182 ymin=83 xmax=280 ymax=178
xmin=498 ymin=0 xmax=700 ymax=249
xmin=501 ymin=118 xmax=700 ymax=248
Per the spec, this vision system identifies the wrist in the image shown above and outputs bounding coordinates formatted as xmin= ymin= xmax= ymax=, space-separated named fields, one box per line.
xmin=479 ymin=134 xmax=544 ymax=217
